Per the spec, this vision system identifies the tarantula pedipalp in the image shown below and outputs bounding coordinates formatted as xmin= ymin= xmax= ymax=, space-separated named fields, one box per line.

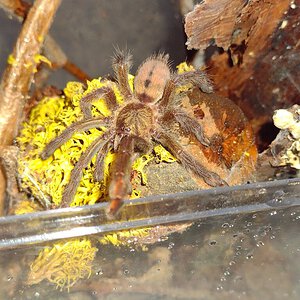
xmin=41 ymin=51 xmax=227 ymax=216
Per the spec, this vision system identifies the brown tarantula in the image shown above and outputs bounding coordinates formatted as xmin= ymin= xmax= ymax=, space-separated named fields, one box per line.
xmin=41 ymin=50 xmax=227 ymax=216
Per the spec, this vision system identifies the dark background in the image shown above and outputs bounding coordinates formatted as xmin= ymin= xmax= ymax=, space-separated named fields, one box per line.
xmin=0 ymin=0 xmax=187 ymax=88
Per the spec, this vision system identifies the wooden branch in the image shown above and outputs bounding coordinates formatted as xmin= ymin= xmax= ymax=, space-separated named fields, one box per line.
xmin=0 ymin=0 xmax=91 ymax=83
xmin=0 ymin=0 xmax=61 ymax=214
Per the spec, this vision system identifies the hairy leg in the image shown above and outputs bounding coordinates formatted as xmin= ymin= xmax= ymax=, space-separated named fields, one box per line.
xmin=154 ymin=129 xmax=227 ymax=187
xmin=165 ymin=109 xmax=210 ymax=146
xmin=158 ymin=69 xmax=213 ymax=110
xmin=41 ymin=117 xmax=110 ymax=159
xmin=94 ymin=140 xmax=113 ymax=182
xmin=107 ymin=135 xmax=135 ymax=216
xmin=80 ymin=86 xmax=118 ymax=119
xmin=157 ymin=78 xmax=176 ymax=110
xmin=60 ymin=135 xmax=110 ymax=207
xmin=173 ymin=69 xmax=214 ymax=94
xmin=112 ymin=48 xmax=133 ymax=100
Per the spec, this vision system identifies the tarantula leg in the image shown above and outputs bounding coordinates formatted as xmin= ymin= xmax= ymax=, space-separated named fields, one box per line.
xmin=107 ymin=135 xmax=135 ymax=216
xmin=60 ymin=135 xmax=110 ymax=207
xmin=154 ymin=129 xmax=228 ymax=187
xmin=94 ymin=140 xmax=112 ymax=182
xmin=112 ymin=48 xmax=133 ymax=99
xmin=169 ymin=109 xmax=210 ymax=146
xmin=41 ymin=117 xmax=110 ymax=159
xmin=80 ymin=86 xmax=118 ymax=119
xmin=173 ymin=69 xmax=214 ymax=94
xmin=158 ymin=79 xmax=176 ymax=110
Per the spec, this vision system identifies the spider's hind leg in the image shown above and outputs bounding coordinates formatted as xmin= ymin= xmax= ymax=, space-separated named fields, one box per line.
xmin=154 ymin=129 xmax=227 ymax=187
xmin=60 ymin=135 xmax=110 ymax=207
xmin=168 ymin=109 xmax=210 ymax=147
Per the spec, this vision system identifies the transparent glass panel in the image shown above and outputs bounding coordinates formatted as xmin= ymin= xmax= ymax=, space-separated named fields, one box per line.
xmin=0 ymin=178 xmax=299 ymax=299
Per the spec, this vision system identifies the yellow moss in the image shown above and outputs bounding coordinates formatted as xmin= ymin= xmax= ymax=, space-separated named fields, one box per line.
xmin=33 ymin=54 xmax=52 ymax=67
xmin=7 ymin=54 xmax=17 ymax=66
xmin=176 ymin=62 xmax=194 ymax=74
xmin=99 ymin=228 xmax=150 ymax=248
xmin=27 ymin=239 xmax=97 ymax=290
xmin=13 ymin=200 xmax=41 ymax=215
xmin=154 ymin=144 xmax=177 ymax=163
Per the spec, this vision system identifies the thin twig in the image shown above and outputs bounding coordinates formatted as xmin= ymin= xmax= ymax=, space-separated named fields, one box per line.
xmin=0 ymin=0 xmax=91 ymax=82
xmin=0 ymin=0 xmax=61 ymax=214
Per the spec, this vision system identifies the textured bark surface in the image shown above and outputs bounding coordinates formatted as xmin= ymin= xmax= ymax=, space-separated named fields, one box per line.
xmin=0 ymin=0 xmax=61 ymax=215
xmin=185 ymin=0 xmax=299 ymax=150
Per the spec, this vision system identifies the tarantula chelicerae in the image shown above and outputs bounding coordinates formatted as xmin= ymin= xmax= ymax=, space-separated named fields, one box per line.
xmin=41 ymin=50 xmax=227 ymax=216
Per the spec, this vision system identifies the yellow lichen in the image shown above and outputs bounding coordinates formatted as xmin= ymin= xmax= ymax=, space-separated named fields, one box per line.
xmin=99 ymin=228 xmax=150 ymax=249
xmin=33 ymin=54 xmax=52 ymax=67
xmin=176 ymin=61 xmax=194 ymax=74
xmin=7 ymin=54 xmax=17 ymax=66
xmin=27 ymin=239 xmax=97 ymax=290
xmin=13 ymin=199 xmax=41 ymax=215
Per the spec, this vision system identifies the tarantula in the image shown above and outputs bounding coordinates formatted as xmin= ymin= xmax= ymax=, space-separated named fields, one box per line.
xmin=41 ymin=50 xmax=227 ymax=216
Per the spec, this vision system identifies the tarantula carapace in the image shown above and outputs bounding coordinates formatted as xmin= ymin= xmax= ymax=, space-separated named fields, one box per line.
xmin=41 ymin=50 xmax=227 ymax=216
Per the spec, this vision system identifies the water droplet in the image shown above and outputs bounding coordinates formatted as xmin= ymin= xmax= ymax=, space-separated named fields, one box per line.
xmin=96 ymin=269 xmax=103 ymax=275
xmin=246 ymin=253 xmax=253 ymax=259
xmin=256 ymin=241 xmax=264 ymax=247
xmin=258 ymin=188 xmax=267 ymax=195
xmin=168 ymin=242 xmax=175 ymax=249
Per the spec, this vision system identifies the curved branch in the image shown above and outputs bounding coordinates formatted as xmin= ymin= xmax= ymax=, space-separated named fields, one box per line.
xmin=0 ymin=0 xmax=61 ymax=214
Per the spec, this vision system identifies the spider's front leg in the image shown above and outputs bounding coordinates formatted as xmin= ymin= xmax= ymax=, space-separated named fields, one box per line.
xmin=41 ymin=117 xmax=111 ymax=159
xmin=154 ymin=129 xmax=228 ymax=187
xmin=107 ymin=135 xmax=135 ymax=216
xmin=80 ymin=86 xmax=118 ymax=119
xmin=174 ymin=69 xmax=214 ymax=94
xmin=112 ymin=48 xmax=133 ymax=100
xmin=60 ymin=133 xmax=112 ymax=207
